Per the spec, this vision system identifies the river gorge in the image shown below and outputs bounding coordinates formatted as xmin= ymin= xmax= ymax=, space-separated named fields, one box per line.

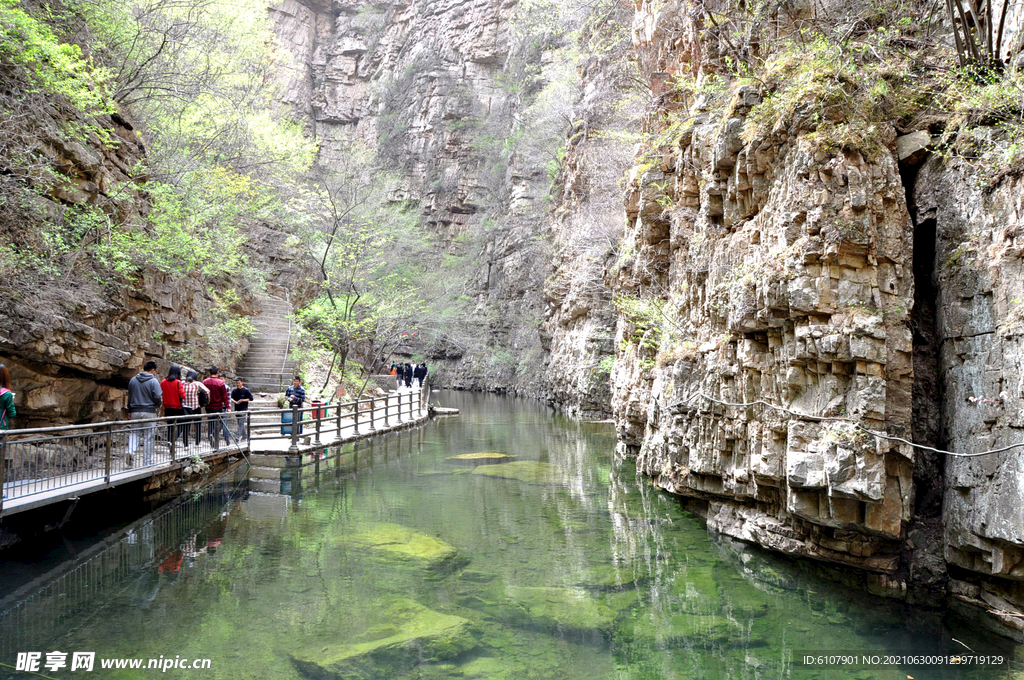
xmin=1 ymin=393 xmax=1015 ymax=679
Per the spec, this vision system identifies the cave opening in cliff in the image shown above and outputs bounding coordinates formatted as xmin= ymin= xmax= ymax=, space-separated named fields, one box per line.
xmin=910 ymin=216 xmax=945 ymax=520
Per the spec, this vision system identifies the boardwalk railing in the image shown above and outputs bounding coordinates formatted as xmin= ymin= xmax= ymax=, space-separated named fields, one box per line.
xmin=248 ymin=384 xmax=430 ymax=452
xmin=0 ymin=411 xmax=247 ymax=512
xmin=0 ymin=469 xmax=247 ymax=657
xmin=0 ymin=385 xmax=431 ymax=512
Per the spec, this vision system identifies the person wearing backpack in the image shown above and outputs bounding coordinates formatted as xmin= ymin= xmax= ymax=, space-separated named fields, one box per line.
xmin=182 ymin=369 xmax=210 ymax=447
xmin=0 ymin=364 xmax=16 ymax=431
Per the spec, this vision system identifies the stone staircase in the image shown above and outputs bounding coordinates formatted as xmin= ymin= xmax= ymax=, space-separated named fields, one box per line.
xmin=235 ymin=296 xmax=296 ymax=394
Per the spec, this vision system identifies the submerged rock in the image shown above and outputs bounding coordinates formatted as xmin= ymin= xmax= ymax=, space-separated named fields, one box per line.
xmin=472 ymin=461 xmax=562 ymax=485
xmin=342 ymin=522 xmax=469 ymax=574
xmin=445 ymin=452 xmax=516 ymax=465
xmin=462 ymin=585 xmax=616 ymax=641
xmin=290 ymin=598 xmax=477 ymax=679
xmin=671 ymin=565 xmax=722 ymax=615
xmin=569 ymin=563 xmax=644 ymax=592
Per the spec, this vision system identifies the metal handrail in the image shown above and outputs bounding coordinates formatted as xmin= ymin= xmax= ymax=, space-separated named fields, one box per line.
xmin=245 ymin=386 xmax=429 ymax=451
xmin=0 ymin=385 xmax=430 ymax=511
xmin=0 ymin=411 xmax=249 ymax=512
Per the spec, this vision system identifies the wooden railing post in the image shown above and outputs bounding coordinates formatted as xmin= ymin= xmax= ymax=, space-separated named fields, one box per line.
xmin=385 ymin=393 xmax=391 ymax=427
xmin=353 ymin=400 xmax=359 ymax=435
xmin=336 ymin=403 xmax=342 ymax=441
xmin=105 ymin=424 xmax=112 ymax=483
xmin=169 ymin=417 xmax=177 ymax=462
xmin=213 ymin=412 xmax=221 ymax=451
xmin=370 ymin=397 xmax=376 ymax=431
xmin=314 ymin=404 xmax=322 ymax=445
xmin=288 ymin=403 xmax=299 ymax=453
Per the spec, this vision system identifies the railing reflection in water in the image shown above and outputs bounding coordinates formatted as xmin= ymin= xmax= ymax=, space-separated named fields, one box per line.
xmin=0 ymin=470 xmax=249 ymax=659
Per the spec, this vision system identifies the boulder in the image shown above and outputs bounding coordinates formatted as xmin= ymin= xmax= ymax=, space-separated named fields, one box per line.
xmin=341 ymin=522 xmax=469 ymax=574
xmin=290 ymin=598 xmax=477 ymax=679
xmin=472 ymin=461 xmax=563 ymax=485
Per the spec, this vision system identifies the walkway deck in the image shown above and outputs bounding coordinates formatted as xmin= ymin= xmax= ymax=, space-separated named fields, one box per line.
xmin=1 ymin=387 xmax=433 ymax=519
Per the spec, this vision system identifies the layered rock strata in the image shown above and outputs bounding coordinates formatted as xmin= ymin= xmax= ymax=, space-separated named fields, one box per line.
xmin=611 ymin=0 xmax=915 ymax=591
xmin=911 ymin=158 xmax=1024 ymax=640
xmin=0 ymin=104 xmax=261 ymax=426
xmin=271 ymin=0 xmax=623 ymax=408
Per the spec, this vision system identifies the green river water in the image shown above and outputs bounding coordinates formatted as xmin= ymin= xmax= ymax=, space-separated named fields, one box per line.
xmin=0 ymin=392 xmax=1017 ymax=679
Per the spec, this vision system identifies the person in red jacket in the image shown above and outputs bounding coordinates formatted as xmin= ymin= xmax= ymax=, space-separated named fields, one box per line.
xmin=202 ymin=366 xmax=232 ymax=446
xmin=161 ymin=364 xmax=187 ymax=448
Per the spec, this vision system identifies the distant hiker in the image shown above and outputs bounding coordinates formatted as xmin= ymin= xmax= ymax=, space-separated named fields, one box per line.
xmin=128 ymin=360 xmax=163 ymax=466
xmin=403 ymin=363 xmax=413 ymax=388
xmin=231 ymin=378 xmax=254 ymax=440
xmin=0 ymin=364 xmax=16 ymax=431
xmin=285 ymin=376 xmax=306 ymax=408
xmin=161 ymin=364 xmax=187 ymax=447
xmin=391 ymin=364 xmax=401 ymax=390
xmin=414 ymin=363 xmax=428 ymax=388
xmin=202 ymin=367 xmax=231 ymax=445
xmin=182 ymin=370 xmax=210 ymax=446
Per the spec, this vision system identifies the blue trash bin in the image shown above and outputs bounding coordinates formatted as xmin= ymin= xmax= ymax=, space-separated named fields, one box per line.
xmin=281 ymin=410 xmax=303 ymax=435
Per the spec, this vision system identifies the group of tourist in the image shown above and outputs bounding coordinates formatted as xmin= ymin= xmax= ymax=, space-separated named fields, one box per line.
xmin=389 ymin=362 xmax=428 ymax=390
xmin=126 ymin=362 xmax=254 ymax=466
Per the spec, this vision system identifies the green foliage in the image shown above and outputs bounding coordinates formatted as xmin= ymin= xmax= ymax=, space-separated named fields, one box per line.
xmin=0 ymin=0 xmax=111 ymax=113
xmin=742 ymin=30 xmax=919 ymax=157
xmin=0 ymin=0 xmax=316 ymax=303
xmin=935 ymin=65 xmax=1024 ymax=180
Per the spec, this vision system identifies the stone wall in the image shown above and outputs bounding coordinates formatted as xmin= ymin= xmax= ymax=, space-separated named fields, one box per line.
xmin=605 ymin=0 xmax=1024 ymax=639
xmin=911 ymin=157 xmax=1024 ymax=640
xmin=611 ymin=0 xmax=916 ymax=591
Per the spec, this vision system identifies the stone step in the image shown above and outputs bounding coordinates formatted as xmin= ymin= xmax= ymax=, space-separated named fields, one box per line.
xmin=238 ymin=359 xmax=295 ymax=368
xmin=238 ymin=358 xmax=295 ymax=366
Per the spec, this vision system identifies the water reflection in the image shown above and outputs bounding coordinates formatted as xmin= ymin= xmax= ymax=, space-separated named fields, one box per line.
xmin=0 ymin=469 xmax=248 ymax=666
xmin=0 ymin=393 xmax=1016 ymax=680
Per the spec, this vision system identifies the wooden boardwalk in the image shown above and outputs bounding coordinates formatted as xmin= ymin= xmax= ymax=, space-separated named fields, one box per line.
xmin=1 ymin=387 xmax=432 ymax=519
xmin=1 ymin=442 xmax=245 ymax=518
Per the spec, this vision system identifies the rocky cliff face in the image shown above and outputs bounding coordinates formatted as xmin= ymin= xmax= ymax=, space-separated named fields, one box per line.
xmin=604 ymin=0 xmax=1024 ymax=639
xmin=270 ymin=0 xmax=627 ymax=409
xmin=910 ymin=158 xmax=1024 ymax=640
xmin=613 ymin=1 xmax=915 ymax=585
xmin=0 ymin=105 xmax=262 ymax=426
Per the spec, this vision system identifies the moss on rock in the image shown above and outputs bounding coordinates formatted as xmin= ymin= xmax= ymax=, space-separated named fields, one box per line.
xmin=472 ymin=461 xmax=562 ymax=485
xmin=342 ymin=522 xmax=469 ymax=574
xmin=445 ymin=452 xmax=515 ymax=465
xmin=463 ymin=585 xmax=616 ymax=642
xmin=290 ymin=598 xmax=477 ymax=679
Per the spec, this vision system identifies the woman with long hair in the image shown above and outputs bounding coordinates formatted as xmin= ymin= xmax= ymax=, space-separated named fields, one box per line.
xmin=161 ymin=364 xmax=186 ymax=447
xmin=0 ymin=364 xmax=15 ymax=431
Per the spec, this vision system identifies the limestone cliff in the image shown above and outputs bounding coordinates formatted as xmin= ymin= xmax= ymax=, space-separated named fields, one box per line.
xmin=613 ymin=4 xmax=915 ymax=582
xmin=910 ymin=157 xmax=1024 ymax=640
xmin=270 ymin=0 xmax=627 ymax=408
xmin=605 ymin=0 xmax=1024 ymax=639
xmin=0 ymin=104 xmax=259 ymax=426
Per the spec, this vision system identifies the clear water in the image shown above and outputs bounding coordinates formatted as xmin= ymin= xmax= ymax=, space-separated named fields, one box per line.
xmin=0 ymin=392 xmax=1016 ymax=679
